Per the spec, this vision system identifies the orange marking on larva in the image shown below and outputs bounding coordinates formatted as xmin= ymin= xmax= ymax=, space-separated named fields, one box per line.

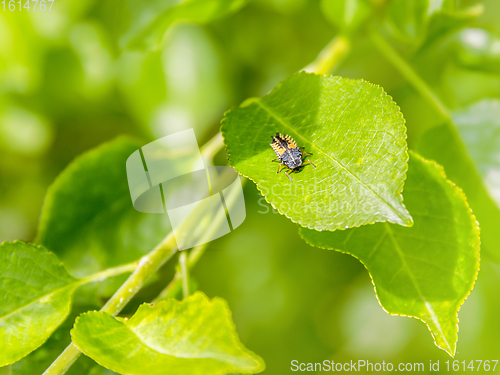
xmin=284 ymin=135 xmax=297 ymax=148
xmin=270 ymin=132 xmax=315 ymax=180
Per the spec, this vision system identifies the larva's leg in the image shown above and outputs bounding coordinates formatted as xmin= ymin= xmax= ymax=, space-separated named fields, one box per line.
xmin=277 ymin=164 xmax=293 ymax=180
xmin=303 ymin=159 xmax=316 ymax=168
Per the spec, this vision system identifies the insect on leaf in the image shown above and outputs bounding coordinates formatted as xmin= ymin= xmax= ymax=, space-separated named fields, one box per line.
xmin=300 ymin=153 xmax=480 ymax=356
xmin=221 ymin=72 xmax=413 ymax=231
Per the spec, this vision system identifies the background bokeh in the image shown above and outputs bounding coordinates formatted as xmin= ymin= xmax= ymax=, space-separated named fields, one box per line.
xmin=1 ymin=0 xmax=500 ymax=374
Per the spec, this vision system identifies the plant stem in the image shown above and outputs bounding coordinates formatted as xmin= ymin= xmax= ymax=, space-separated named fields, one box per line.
xmin=103 ymin=233 xmax=177 ymax=314
xmin=369 ymin=32 xmax=451 ymax=121
xmin=42 ymin=345 xmax=81 ymax=375
xmin=152 ymin=178 xmax=246 ymax=303
xmin=151 ymin=236 xmax=209 ymax=303
xmin=201 ymin=132 xmax=224 ymax=163
xmin=77 ymin=262 xmax=137 ymax=286
xmin=179 ymin=251 xmax=189 ymax=298
xmin=43 ymin=234 xmax=178 ymax=375
xmin=304 ymin=35 xmax=351 ymax=75
xmin=44 ymin=132 xmax=230 ymax=375
xmin=43 ymin=262 xmax=141 ymax=375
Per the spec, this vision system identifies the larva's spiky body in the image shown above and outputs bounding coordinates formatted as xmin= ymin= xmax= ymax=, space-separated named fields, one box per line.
xmin=270 ymin=133 xmax=315 ymax=181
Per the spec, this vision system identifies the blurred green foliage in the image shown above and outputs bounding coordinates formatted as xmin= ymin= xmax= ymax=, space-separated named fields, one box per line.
xmin=2 ymin=0 xmax=500 ymax=374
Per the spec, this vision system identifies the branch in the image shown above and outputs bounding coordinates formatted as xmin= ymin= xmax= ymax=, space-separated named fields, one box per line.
xmin=304 ymin=35 xmax=351 ymax=75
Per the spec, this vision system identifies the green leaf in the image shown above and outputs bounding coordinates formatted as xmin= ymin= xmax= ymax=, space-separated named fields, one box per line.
xmin=453 ymin=99 xmax=500 ymax=205
xmin=36 ymin=137 xmax=171 ymax=276
xmin=417 ymin=123 xmax=500 ymax=264
xmin=385 ymin=0 xmax=429 ymax=44
xmin=0 ymin=241 xmax=78 ymax=366
xmin=10 ymin=301 xmax=118 ymax=375
xmin=221 ymin=72 xmax=412 ymax=231
xmin=120 ymin=0 xmax=246 ymax=49
xmin=320 ymin=0 xmax=371 ymax=33
xmin=300 ymin=153 xmax=480 ymax=356
xmin=385 ymin=0 xmax=481 ymax=48
xmin=71 ymin=292 xmax=265 ymax=375
xmin=118 ymin=24 xmax=229 ymax=137
xmin=423 ymin=5 xmax=483 ymax=50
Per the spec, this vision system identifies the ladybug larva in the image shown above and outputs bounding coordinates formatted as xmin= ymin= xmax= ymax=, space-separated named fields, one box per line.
xmin=270 ymin=133 xmax=316 ymax=181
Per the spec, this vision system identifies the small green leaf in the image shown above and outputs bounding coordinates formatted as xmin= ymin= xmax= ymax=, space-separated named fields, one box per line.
xmin=418 ymin=122 xmax=500 ymax=264
xmin=10 ymin=301 xmax=117 ymax=375
xmin=453 ymin=99 xmax=500 ymax=205
xmin=119 ymin=24 xmax=229 ymax=136
xmin=385 ymin=0 xmax=481 ymax=48
xmin=221 ymin=72 xmax=412 ymax=231
xmin=72 ymin=292 xmax=265 ymax=375
xmin=385 ymin=0 xmax=428 ymax=44
xmin=120 ymin=0 xmax=246 ymax=49
xmin=0 ymin=241 xmax=78 ymax=366
xmin=36 ymin=137 xmax=171 ymax=276
xmin=300 ymin=153 xmax=480 ymax=356
xmin=320 ymin=0 xmax=371 ymax=33
xmin=423 ymin=5 xmax=483 ymax=50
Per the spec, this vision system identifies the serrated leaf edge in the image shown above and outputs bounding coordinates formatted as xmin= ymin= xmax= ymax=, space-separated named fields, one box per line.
xmin=299 ymin=153 xmax=480 ymax=357
xmin=221 ymin=71 xmax=412 ymax=231
xmin=0 ymin=241 xmax=79 ymax=366
xmin=71 ymin=292 xmax=265 ymax=374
